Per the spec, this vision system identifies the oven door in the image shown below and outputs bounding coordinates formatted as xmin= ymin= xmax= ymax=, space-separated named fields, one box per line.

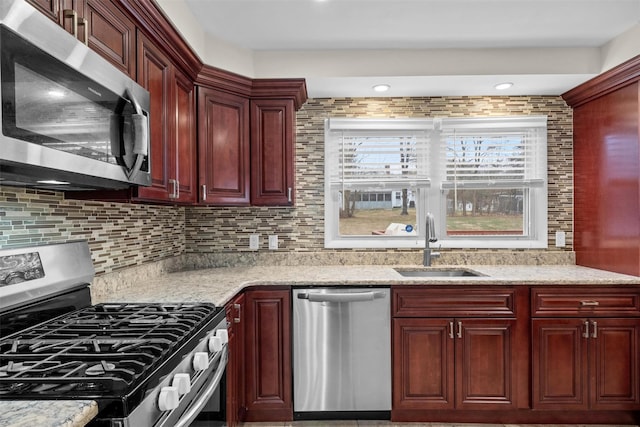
xmin=0 ymin=22 xmax=151 ymax=189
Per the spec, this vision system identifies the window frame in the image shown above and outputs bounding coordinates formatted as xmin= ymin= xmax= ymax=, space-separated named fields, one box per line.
xmin=324 ymin=116 xmax=548 ymax=249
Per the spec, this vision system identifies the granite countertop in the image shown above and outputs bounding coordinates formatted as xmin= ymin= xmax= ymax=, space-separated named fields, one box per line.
xmin=0 ymin=400 xmax=98 ymax=427
xmin=5 ymin=264 xmax=640 ymax=427
xmin=91 ymin=264 xmax=640 ymax=307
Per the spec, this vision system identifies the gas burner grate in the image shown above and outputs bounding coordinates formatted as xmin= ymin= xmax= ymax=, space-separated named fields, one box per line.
xmin=0 ymin=302 xmax=219 ymax=397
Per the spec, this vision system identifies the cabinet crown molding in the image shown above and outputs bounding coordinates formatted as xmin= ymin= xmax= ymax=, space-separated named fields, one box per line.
xmin=563 ymin=54 xmax=640 ymax=107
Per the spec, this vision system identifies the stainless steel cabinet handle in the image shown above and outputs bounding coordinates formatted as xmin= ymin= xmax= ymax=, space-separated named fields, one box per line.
xmin=591 ymin=321 xmax=598 ymax=339
xmin=169 ymin=179 xmax=177 ymax=199
xmin=175 ymin=179 xmax=180 ymax=199
xmin=63 ymin=9 xmax=78 ymax=39
xmin=233 ymin=303 xmax=241 ymax=323
xmin=287 ymin=187 xmax=292 ymax=203
xmin=78 ymin=17 xmax=88 ymax=46
xmin=580 ymin=300 xmax=599 ymax=306
xmin=298 ymin=291 xmax=386 ymax=303
xmin=456 ymin=321 xmax=462 ymax=339
xmin=449 ymin=321 xmax=454 ymax=339
xmin=201 ymin=184 xmax=207 ymax=201
xmin=583 ymin=320 xmax=589 ymax=338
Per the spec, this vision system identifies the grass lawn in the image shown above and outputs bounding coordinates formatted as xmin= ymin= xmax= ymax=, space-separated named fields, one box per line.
xmin=339 ymin=208 xmax=522 ymax=236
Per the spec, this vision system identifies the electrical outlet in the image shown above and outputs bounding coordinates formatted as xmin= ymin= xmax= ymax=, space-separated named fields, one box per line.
xmin=249 ymin=234 xmax=259 ymax=250
xmin=268 ymin=235 xmax=278 ymax=250
xmin=555 ymin=231 xmax=566 ymax=247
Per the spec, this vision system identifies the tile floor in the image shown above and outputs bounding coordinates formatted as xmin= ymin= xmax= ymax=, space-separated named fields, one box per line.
xmin=190 ymin=422 xmax=639 ymax=427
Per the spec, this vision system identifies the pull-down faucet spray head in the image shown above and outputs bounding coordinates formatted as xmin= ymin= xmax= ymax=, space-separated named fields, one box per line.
xmin=423 ymin=212 xmax=440 ymax=266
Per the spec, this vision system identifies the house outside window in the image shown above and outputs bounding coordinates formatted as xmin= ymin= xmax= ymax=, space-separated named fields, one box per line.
xmin=324 ymin=116 xmax=548 ymax=249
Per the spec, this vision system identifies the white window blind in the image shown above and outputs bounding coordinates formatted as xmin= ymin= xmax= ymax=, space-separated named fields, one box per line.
xmin=440 ymin=117 xmax=547 ymax=189
xmin=331 ymin=130 xmax=430 ymax=190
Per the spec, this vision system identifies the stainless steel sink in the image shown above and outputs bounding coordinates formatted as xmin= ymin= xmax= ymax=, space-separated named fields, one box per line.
xmin=394 ymin=268 xmax=483 ymax=277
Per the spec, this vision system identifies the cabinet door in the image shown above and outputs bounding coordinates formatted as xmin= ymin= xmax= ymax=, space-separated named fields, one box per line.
xmin=393 ymin=318 xmax=455 ymax=410
xmin=244 ymin=289 xmax=293 ymax=421
xmin=250 ymin=99 xmax=295 ymax=206
xmin=173 ymin=68 xmax=197 ymax=204
xmin=455 ymin=319 xmax=517 ymax=409
xmin=532 ymin=318 xmax=589 ymax=410
xmin=590 ymin=318 xmax=640 ymax=409
xmin=136 ymin=31 xmax=173 ymax=202
xmin=26 ymin=0 xmax=60 ymax=23
xmin=198 ymin=87 xmax=250 ymax=205
xmin=226 ymin=293 xmax=245 ymax=427
xmin=84 ymin=0 xmax=135 ymax=78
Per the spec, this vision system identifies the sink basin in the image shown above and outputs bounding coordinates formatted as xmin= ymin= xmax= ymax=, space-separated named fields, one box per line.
xmin=394 ymin=268 xmax=483 ymax=277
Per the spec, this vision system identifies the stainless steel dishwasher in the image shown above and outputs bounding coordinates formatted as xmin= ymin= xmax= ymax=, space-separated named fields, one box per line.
xmin=293 ymin=287 xmax=391 ymax=417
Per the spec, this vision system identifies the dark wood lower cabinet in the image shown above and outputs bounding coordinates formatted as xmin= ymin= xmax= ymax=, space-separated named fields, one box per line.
xmin=224 ymin=288 xmax=293 ymax=426
xmin=225 ymin=293 xmax=245 ymax=427
xmin=393 ymin=318 xmax=518 ymax=412
xmin=243 ymin=288 xmax=293 ymax=421
xmin=223 ymin=286 xmax=639 ymax=426
xmin=532 ymin=318 xmax=640 ymax=410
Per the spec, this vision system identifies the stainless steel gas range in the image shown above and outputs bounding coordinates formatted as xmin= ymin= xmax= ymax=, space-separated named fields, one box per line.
xmin=0 ymin=241 xmax=228 ymax=427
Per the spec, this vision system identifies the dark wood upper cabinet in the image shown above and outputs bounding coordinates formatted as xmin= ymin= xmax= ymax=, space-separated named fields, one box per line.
xmin=135 ymin=32 xmax=196 ymax=204
xmin=197 ymin=87 xmax=251 ymax=205
xmin=30 ymin=0 xmax=308 ymax=206
xmin=564 ymin=55 xmax=640 ymax=276
xmin=172 ymin=67 xmax=198 ymax=204
xmin=27 ymin=0 xmax=86 ymax=40
xmin=84 ymin=0 xmax=136 ymax=78
xmin=135 ymin=31 xmax=173 ymax=202
xmin=26 ymin=0 xmax=61 ymax=23
xmin=250 ymin=99 xmax=295 ymax=206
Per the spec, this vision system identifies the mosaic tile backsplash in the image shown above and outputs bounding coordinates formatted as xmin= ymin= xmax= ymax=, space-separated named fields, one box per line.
xmin=0 ymin=188 xmax=184 ymax=275
xmin=1 ymin=96 xmax=573 ymax=275
xmin=186 ymin=96 xmax=574 ymax=255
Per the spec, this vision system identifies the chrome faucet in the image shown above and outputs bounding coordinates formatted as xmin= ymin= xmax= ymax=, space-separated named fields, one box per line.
xmin=423 ymin=212 xmax=440 ymax=266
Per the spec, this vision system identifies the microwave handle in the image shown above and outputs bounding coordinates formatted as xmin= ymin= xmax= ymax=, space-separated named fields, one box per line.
xmin=125 ymin=89 xmax=149 ymax=180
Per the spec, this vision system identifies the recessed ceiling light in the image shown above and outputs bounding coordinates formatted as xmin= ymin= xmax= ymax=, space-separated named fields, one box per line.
xmin=37 ymin=180 xmax=70 ymax=185
xmin=494 ymin=82 xmax=513 ymax=90
xmin=372 ymin=84 xmax=390 ymax=93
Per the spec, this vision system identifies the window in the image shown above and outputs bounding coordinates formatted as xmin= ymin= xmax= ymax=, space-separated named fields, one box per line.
xmin=325 ymin=116 xmax=547 ymax=249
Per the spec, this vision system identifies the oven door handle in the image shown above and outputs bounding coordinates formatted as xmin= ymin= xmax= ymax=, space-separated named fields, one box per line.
xmin=172 ymin=347 xmax=228 ymax=427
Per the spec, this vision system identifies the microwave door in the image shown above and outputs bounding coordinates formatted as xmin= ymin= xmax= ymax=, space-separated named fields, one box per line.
xmin=110 ymin=89 xmax=148 ymax=180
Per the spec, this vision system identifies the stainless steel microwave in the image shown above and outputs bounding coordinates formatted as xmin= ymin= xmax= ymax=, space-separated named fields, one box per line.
xmin=0 ymin=0 xmax=151 ymax=190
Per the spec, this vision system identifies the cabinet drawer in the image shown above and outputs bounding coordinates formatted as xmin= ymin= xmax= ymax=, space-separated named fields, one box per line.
xmin=532 ymin=287 xmax=640 ymax=317
xmin=393 ymin=287 xmax=516 ymax=317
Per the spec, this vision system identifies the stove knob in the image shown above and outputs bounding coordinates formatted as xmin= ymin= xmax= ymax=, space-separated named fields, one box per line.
xmin=158 ymin=386 xmax=179 ymax=411
xmin=193 ymin=352 xmax=210 ymax=371
xmin=172 ymin=373 xmax=192 ymax=395
xmin=215 ymin=329 xmax=229 ymax=344
xmin=208 ymin=336 xmax=223 ymax=353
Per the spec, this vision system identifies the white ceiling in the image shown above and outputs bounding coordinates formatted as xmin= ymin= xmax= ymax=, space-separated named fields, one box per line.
xmin=178 ymin=0 xmax=640 ymax=98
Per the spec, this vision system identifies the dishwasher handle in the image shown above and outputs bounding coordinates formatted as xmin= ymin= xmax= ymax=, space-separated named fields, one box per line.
xmin=298 ymin=291 xmax=387 ymax=303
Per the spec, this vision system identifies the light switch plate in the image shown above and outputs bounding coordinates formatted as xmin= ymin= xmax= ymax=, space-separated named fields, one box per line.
xmin=249 ymin=234 xmax=259 ymax=250
xmin=555 ymin=231 xmax=566 ymax=247
xmin=268 ymin=235 xmax=278 ymax=250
